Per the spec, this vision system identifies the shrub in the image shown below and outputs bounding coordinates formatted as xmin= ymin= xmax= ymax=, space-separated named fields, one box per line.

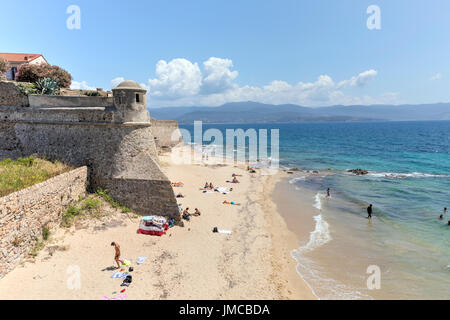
xmin=96 ymin=188 xmax=131 ymax=213
xmin=42 ymin=226 xmax=50 ymax=240
xmin=35 ymin=77 xmax=60 ymax=95
xmin=0 ymin=57 xmax=9 ymax=73
xmin=16 ymin=82 xmax=38 ymax=95
xmin=16 ymin=64 xmax=72 ymax=88
xmin=82 ymin=198 xmax=101 ymax=211
xmin=84 ymin=91 xmax=100 ymax=96
xmin=62 ymin=205 xmax=81 ymax=227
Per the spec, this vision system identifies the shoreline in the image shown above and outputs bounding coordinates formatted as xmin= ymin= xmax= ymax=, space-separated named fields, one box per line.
xmin=0 ymin=145 xmax=316 ymax=300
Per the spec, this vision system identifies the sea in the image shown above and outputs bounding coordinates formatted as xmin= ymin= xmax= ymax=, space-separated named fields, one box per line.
xmin=179 ymin=121 xmax=450 ymax=300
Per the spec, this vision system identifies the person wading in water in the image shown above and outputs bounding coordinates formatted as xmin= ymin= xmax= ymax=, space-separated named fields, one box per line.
xmin=367 ymin=204 xmax=373 ymax=219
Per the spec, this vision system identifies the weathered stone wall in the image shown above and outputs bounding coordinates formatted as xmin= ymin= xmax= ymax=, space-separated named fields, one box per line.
xmin=0 ymin=80 xmax=180 ymax=222
xmin=150 ymin=118 xmax=183 ymax=150
xmin=0 ymin=82 xmax=28 ymax=107
xmin=0 ymin=167 xmax=87 ymax=278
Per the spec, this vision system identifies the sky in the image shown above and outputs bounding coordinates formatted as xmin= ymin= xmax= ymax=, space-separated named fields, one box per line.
xmin=1 ymin=0 xmax=450 ymax=108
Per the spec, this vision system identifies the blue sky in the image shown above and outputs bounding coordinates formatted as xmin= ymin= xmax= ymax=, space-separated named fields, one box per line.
xmin=1 ymin=0 xmax=449 ymax=107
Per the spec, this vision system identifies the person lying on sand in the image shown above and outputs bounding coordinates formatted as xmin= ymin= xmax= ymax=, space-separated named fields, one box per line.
xmin=111 ymin=242 xmax=124 ymax=269
xmin=223 ymin=201 xmax=241 ymax=206
xmin=172 ymin=182 xmax=184 ymax=187
xmin=232 ymin=173 xmax=242 ymax=177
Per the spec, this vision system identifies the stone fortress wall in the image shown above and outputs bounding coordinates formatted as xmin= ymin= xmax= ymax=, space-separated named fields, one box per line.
xmin=0 ymin=167 xmax=88 ymax=278
xmin=0 ymin=80 xmax=182 ymax=222
xmin=150 ymin=118 xmax=183 ymax=151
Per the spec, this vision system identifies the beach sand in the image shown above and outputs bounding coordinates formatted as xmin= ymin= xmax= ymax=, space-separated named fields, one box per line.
xmin=0 ymin=146 xmax=315 ymax=300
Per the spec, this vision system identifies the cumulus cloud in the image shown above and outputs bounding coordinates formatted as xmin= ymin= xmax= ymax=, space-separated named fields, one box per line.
xmin=338 ymin=69 xmax=378 ymax=88
xmin=147 ymin=58 xmax=202 ymax=99
xmin=201 ymin=57 xmax=238 ymax=94
xmin=430 ymin=73 xmax=442 ymax=81
xmin=70 ymin=80 xmax=96 ymax=90
xmin=134 ymin=57 xmax=384 ymax=107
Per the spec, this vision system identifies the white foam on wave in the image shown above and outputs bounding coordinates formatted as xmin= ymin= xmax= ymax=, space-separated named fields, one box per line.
xmin=313 ymin=192 xmax=322 ymax=211
xmin=290 ymin=192 xmax=372 ymax=300
xmin=347 ymin=171 xmax=449 ymax=179
xmin=289 ymin=176 xmax=306 ymax=184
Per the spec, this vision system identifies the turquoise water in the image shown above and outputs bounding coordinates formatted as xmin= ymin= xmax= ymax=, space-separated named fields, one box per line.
xmin=180 ymin=121 xmax=450 ymax=299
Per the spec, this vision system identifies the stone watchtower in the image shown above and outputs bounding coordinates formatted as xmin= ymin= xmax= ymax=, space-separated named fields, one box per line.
xmin=0 ymin=80 xmax=181 ymax=222
xmin=112 ymin=80 xmax=149 ymax=123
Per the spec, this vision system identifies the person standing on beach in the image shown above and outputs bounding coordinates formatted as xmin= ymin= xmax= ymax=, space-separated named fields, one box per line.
xmin=367 ymin=204 xmax=373 ymax=219
xmin=111 ymin=242 xmax=123 ymax=269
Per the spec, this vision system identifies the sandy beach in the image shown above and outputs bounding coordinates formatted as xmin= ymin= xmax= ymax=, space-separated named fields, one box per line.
xmin=0 ymin=146 xmax=315 ymax=300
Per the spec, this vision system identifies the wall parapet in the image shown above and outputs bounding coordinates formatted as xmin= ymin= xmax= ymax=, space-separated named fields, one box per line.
xmin=0 ymin=166 xmax=88 ymax=278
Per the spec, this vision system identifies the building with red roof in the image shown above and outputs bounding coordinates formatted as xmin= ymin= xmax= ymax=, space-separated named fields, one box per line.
xmin=0 ymin=53 xmax=49 ymax=80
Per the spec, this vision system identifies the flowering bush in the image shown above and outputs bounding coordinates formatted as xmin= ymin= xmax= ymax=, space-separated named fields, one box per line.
xmin=0 ymin=57 xmax=9 ymax=75
xmin=16 ymin=64 xmax=72 ymax=88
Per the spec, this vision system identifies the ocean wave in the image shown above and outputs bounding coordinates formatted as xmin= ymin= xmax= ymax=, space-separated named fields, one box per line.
xmin=291 ymin=212 xmax=371 ymax=299
xmin=289 ymin=176 xmax=306 ymax=184
xmin=345 ymin=170 xmax=449 ymax=179
xmin=313 ymin=192 xmax=322 ymax=211
xmin=302 ymin=214 xmax=331 ymax=253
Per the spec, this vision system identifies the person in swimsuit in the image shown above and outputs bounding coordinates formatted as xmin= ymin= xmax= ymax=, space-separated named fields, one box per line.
xmin=111 ymin=242 xmax=123 ymax=269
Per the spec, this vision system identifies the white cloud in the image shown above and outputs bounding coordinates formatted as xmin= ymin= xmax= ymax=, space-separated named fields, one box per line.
xmin=338 ymin=69 xmax=378 ymax=88
xmin=139 ymin=57 xmax=384 ymax=107
xmin=201 ymin=57 xmax=238 ymax=94
xmin=147 ymin=58 xmax=202 ymax=99
xmin=70 ymin=80 xmax=96 ymax=90
xmin=111 ymin=77 xmax=125 ymax=88
xmin=430 ymin=73 xmax=442 ymax=81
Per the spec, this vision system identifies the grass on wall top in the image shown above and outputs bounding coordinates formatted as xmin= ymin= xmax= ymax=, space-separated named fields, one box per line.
xmin=0 ymin=156 xmax=73 ymax=197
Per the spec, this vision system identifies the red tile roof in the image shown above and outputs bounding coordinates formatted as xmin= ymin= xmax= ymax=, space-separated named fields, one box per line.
xmin=0 ymin=53 xmax=47 ymax=64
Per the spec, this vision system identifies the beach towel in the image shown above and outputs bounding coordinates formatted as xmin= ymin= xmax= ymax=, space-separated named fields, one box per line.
xmin=111 ymin=272 xmax=130 ymax=279
xmin=215 ymin=187 xmax=228 ymax=193
xmin=136 ymin=257 xmax=147 ymax=265
xmin=218 ymin=230 xmax=232 ymax=234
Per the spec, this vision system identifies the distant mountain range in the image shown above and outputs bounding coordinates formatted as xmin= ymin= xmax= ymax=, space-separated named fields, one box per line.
xmin=148 ymin=101 xmax=450 ymax=124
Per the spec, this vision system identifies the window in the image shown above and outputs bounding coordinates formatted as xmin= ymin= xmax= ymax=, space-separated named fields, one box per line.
xmin=136 ymin=94 xmax=140 ymax=103
xmin=11 ymin=67 xmax=17 ymax=80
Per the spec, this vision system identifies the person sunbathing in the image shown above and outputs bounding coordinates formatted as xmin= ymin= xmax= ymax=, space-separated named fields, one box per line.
xmin=176 ymin=193 xmax=185 ymax=198
xmin=194 ymin=208 xmax=201 ymax=216
xmin=182 ymin=208 xmax=191 ymax=221
xmin=223 ymin=201 xmax=241 ymax=206
xmin=172 ymin=182 xmax=184 ymax=187
xmin=209 ymin=183 xmax=214 ymax=189
xmin=204 ymin=182 xmax=209 ymax=189
xmin=232 ymin=177 xmax=240 ymax=183
xmin=232 ymin=173 xmax=242 ymax=177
